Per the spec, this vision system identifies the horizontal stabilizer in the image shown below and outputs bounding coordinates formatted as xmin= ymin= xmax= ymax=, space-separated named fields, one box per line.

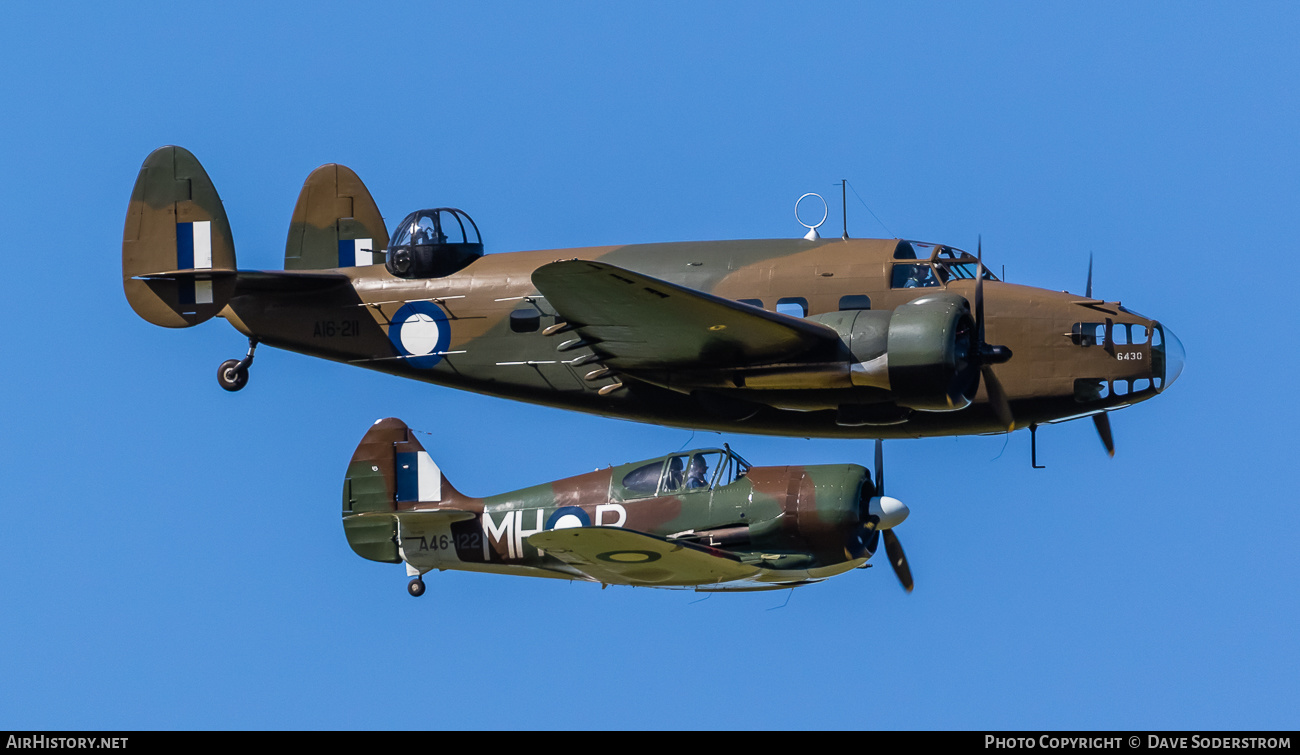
xmin=232 ymin=269 xmax=352 ymax=295
xmin=528 ymin=527 xmax=760 ymax=587
xmin=532 ymin=260 xmax=840 ymax=370
xmin=123 ymin=146 xmax=237 ymax=328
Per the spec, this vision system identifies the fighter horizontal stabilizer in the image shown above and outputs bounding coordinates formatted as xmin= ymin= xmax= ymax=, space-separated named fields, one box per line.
xmin=531 ymin=260 xmax=841 ymax=370
xmin=527 ymin=527 xmax=760 ymax=587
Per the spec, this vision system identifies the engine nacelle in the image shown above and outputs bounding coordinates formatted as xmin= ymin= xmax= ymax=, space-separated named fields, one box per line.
xmin=809 ymin=292 xmax=976 ymax=412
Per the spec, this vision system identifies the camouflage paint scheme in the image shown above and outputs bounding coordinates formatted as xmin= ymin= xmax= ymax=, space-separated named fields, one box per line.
xmin=124 ymin=146 xmax=1185 ymax=440
xmin=344 ymin=418 xmax=886 ymax=591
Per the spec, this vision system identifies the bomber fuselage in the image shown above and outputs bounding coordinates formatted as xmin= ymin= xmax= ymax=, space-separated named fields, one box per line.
xmin=223 ymin=237 xmax=1183 ymax=438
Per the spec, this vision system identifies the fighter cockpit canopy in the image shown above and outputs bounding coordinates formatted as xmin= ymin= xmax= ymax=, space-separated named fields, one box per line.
xmin=385 ymin=208 xmax=483 ymax=279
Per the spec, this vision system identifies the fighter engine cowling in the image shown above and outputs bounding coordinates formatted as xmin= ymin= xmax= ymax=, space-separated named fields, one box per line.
xmin=809 ymin=292 xmax=978 ymax=412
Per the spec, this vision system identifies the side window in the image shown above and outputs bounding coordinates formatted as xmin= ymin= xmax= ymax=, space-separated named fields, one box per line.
xmin=838 ymin=295 xmax=871 ymax=311
xmin=738 ymin=298 xmax=764 ymax=309
xmin=660 ymin=455 xmax=687 ymax=493
xmin=1111 ymin=324 xmax=1131 ymax=346
xmin=1074 ymin=378 xmax=1110 ymax=403
xmin=510 ymin=305 xmax=540 ymax=333
xmin=776 ymin=297 xmax=808 ymax=318
xmin=1071 ymin=323 xmax=1104 ymax=346
xmin=891 ymin=264 xmax=938 ymax=289
xmin=621 ymin=461 xmax=664 ymax=495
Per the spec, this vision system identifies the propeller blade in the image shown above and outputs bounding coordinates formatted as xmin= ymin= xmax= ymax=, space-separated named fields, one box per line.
xmin=982 ymin=365 xmax=1015 ymax=430
xmin=1092 ymin=412 xmax=1115 ymax=457
xmin=882 ymin=529 xmax=914 ymax=593
xmin=874 ymin=438 xmax=884 ymax=497
xmin=1086 ymin=252 xmax=1094 ymax=299
xmin=975 ymin=236 xmax=986 ymax=344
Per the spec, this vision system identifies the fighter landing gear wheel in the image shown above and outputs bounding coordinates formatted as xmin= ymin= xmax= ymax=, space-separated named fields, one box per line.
xmin=407 ymin=578 xmax=426 ymax=597
xmin=217 ymin=360 xmax=248 ymax=392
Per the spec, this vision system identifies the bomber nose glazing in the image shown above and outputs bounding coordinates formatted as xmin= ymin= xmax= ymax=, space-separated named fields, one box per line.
xmin=1155 ymin=324 xmax=1186 ymax=391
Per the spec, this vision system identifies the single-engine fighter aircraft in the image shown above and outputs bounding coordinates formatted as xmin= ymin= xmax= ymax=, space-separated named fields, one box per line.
xmin=124 ymin=146 xmax=1184 ymax=448
xmin=344 ymin=418 xmax=914 ymax=595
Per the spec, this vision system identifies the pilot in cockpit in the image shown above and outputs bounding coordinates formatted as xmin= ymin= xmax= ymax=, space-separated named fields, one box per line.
xmin=905 ymin=265 xmax=938 ymax=288
xmin=686 ymin=455 xmax=709 ymax=489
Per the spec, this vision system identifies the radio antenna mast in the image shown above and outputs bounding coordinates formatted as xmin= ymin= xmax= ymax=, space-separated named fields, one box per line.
xmin=841 ymin=179 xmax=849 ymax=240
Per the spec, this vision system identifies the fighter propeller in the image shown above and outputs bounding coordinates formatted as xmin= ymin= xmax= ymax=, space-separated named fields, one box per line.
xmin=864 ymin=439 xmax=913 ymax=592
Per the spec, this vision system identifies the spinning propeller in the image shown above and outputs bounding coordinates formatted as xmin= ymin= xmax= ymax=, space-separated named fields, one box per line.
xmin=864 ymin=439 xmax=913 ymax=592
xmin=953 ymin=237 xmax=1015 ymax=429
xmin=1085 ymin=253 xmax=1116 ymax=457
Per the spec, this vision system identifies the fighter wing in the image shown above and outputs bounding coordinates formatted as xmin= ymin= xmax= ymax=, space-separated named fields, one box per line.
xmin=527 ymin=527 xmax=760 ymax=587
xmin=531 ymin=260 xmax=840 ymax=370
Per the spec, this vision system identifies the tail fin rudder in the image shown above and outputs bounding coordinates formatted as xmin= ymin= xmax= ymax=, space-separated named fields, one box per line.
xmin=285 ymin=163 xmax=388 ymax=270
xmin=122 ymin=146 xmax=237 ymax=328
xmin=342 ymin=417 xmax=467 ymax=562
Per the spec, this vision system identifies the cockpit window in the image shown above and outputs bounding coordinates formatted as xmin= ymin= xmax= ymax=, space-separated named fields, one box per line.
xmin=621 ymin=461 xmax=665 ymax=494
xmin=661 ymin=455 xmax=687 ymax=493
xmin=898 ymin=240 xmax=940 ymax=260
xmin=623 ymin=448 xmax=750 ymax=498
xmin=686 ymin=452 xmax=722 ymax=490
xmin=933 ymin=246 xmax=998 ymax=281
xmin=891 ymin=264 xmax=940 ymax=289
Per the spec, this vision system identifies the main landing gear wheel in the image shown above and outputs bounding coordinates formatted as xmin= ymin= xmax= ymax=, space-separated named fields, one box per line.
xmin=407 ymin=578 xmax=426 ymax=597
xmin=217 ymin=360 xmax=248 ymax=391
xmin=217 ymin=337 xmax=259 ymax=392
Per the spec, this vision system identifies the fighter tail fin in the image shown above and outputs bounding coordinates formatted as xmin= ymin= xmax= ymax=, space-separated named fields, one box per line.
xmin=342 ymin=418 xmax=468 ymax=562
xmin=284 ymin=164 xmax=388 ymax=270
xmin=122 ymin=146 xmax=237 ymax=328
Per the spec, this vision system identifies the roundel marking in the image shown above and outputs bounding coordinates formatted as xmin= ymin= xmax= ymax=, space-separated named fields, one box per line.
xmin=388 ymin=301 xmax=451 ymax=369
xmin=546 ymin=506 xmax=591 ymax=530
xmin=596 ymin=550 xmax=662 ymax=564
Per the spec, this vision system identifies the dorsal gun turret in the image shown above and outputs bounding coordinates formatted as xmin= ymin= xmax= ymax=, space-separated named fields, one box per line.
xmin=385 ymin=208 xmax=483 ymax=279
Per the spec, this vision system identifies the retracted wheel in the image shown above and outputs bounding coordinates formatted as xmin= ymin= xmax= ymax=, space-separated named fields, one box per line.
xmin=217 ymin=359 xmax=249 ymax=392
xmin=407 ymin=578 xmax=426 ymax=597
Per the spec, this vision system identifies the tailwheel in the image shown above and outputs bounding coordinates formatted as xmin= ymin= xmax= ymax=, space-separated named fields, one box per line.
xmin=407 ymin=577 xmax=426 ymax=597
xmin=217 ymin=360 xmax=248 ymax=392
xmin=217 ymin=337 xmax=259 ymax=392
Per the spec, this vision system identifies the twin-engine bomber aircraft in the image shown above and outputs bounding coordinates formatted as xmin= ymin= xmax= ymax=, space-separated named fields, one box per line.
xmin=345 ymin=418 xmax=914 ymax=594
xmin=123 ymin=146 xmax=1184 ymax=447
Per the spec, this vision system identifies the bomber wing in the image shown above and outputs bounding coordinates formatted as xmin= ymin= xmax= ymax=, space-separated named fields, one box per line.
xmin=531 ymin=260 xmax=840 ymax=370
xmin=527 ymin=527 xmax=760 ymax=587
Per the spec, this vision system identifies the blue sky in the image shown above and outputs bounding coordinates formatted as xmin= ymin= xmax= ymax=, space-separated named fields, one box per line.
xmin=2 ymin=2 xmax=1297 ymax=730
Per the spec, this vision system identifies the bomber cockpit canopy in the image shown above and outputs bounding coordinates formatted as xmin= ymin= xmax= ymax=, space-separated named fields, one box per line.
xmin=891 ymin=240 xmax=1000 ymax=289
xmin=618 ymin=445 xmax=752 ymax=498
xmin=385 ymin=208 xmax=483 ymax=279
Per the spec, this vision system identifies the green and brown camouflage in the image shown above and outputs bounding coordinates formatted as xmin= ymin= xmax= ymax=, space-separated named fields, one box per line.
xmin=124 ymin=146 xmax=1185 ymax=443
xmin=343 ymin=418 xmax=898 ymax=593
